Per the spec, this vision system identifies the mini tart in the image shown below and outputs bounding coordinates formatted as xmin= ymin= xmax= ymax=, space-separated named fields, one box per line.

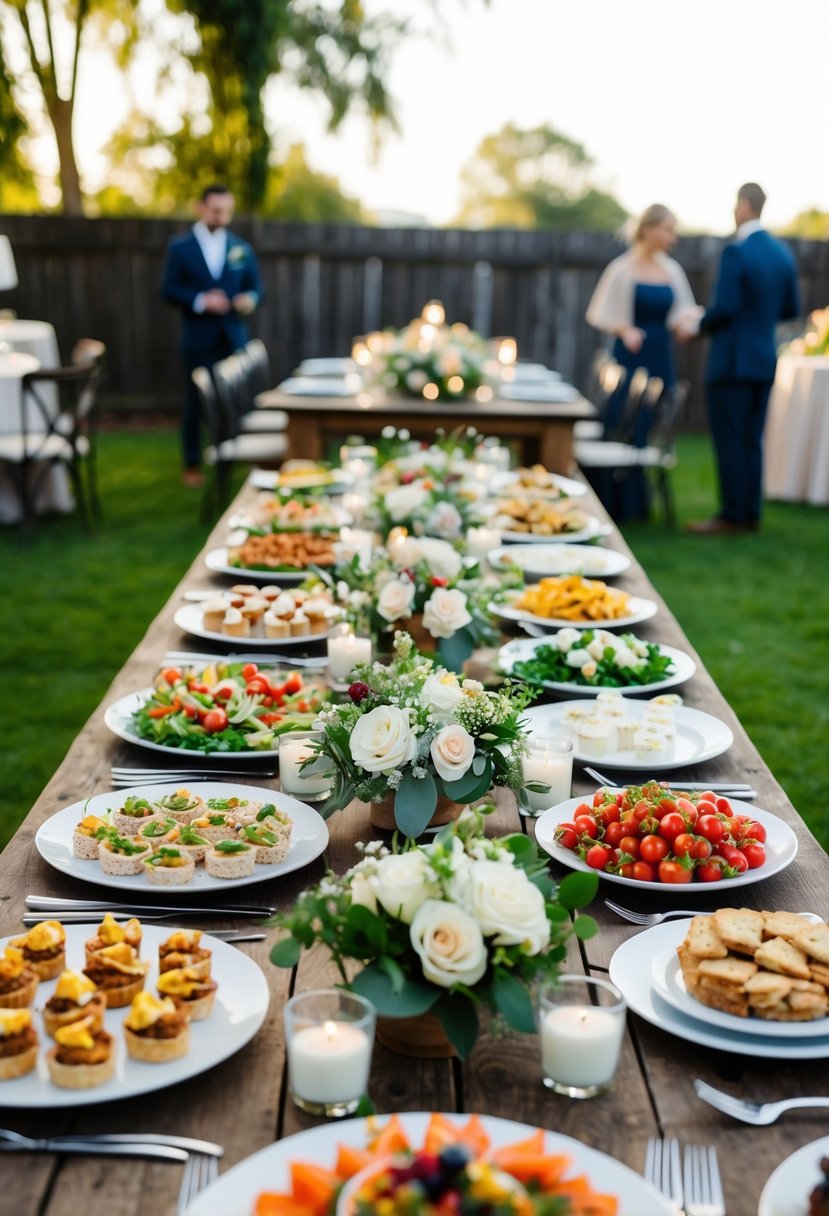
xmin=99 ymin=834 xmax=154 ymax=876
xmin=202 ymin=594 xmax=230 ymax=633
xmin=138 ymin=816 xmax=178 ymax=850
xmin=250 ymin=805 xmax=293 ymax=841
xmin=123 ymin=993 xmax=191 ymax=1063
xmin=157 ymin=967 xmax=218 ymax=1021
xmin=222 ymin=606 xmax=251 ymax=637
xmin=111 ymin=795 xmax=159 ymax=835
xmin=10 ymin=921 xmax=66 ymax=981
xmin=189 ymin=812 xmax=240 ymax=844
xmin=83 ymin=942 xmax=148 ymax=1009
xmin=204 ymin=840 xmax=256 ymax=879
xmin=85 ymin=914 xmax=142 ymax=965
xmin=46 ymin=1015 xmax=114 ymax=1090
xmin=263 ymin=610 xmax=290 ymax=639
xmin=144 ymin=847 xmax=196 ymax=886
xmin=43 ymin=971 xmax=107 ymax=1038
xmin=151 ymin=790 xmax=206 ymax=826
xmin=72 ymin=814 xmax=114 ymax=860
xmin=159 ymin=930 xmax=212 ymax=979
xmin=160 ymin=824 xmax=211 ymax=865
xmin=0 ymin=1009 xmax=39 ymax=1080
xmin=239 ymin=823 xmax=290 ymax=865
xmin=0 ymin=946 xmax=39 ymax=1009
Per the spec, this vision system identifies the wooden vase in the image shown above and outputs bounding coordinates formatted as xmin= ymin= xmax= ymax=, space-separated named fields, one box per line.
xmin=376 ymin=613 xmax=434 ymax=660
xmin=375 ymin=1011 xmax=456 ymax=1058
xmin=369 ymin=792 xmax=463 ymax=834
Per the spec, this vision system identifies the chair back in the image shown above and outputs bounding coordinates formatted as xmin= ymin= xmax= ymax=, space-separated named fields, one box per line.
xmin=191 ymin=366 xmax=228 ymax=447
xmin=22 ymin=360 xmax=102 ymax=446
xmin=212 ymin=354 xmax=250 ymax=435
xmin=649 ymin=380 xmax=689 ymax=454
xmin=604 ymin=367 xmax=652 ymax=442
xmin=242 ymin=339 xmax=272 ymax=398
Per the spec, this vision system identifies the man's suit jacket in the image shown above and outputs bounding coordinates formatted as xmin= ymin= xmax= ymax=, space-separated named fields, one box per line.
xmin=700 ymin=230 xmax=800 ymax=384
xmin=161 ymin=229 xmax=262 ymax=355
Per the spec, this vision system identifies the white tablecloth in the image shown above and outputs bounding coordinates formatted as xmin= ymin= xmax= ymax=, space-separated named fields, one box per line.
xmin=765 ymin=355 xmax=829 ymax=506
xmin=0 ymin=318 xmax=60 ymax=369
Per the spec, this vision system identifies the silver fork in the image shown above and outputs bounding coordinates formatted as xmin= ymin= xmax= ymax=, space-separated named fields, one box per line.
xmin=583 ymin=766 xmax=753 ymax=793
xmin=605 ymin=899 xmax=698 ymax=926
xmin=644 ymin=1137 xmax=683 ymax=1214
xmin=694 ymin=1078 xmax=829 ymax=1125
xmin=177 ymin=1151 xmax=220 ymax=1215
xmin=683 ymin=1144 xmax=725 ymax=1216
xmin=162 ymin=650 xmax=328 ymax=669
xmin=111 ymin=766 xmax=278 ymax=779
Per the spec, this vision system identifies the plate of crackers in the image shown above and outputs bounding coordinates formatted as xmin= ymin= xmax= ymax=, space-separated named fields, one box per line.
xmin=609 ymin=916 xmax=829 ymax=1059
xmin=653 ymin=908 xmax=829 ymax=1037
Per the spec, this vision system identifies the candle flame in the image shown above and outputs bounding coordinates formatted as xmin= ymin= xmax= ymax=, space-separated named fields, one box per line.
xmin=323 ymin=1020 xmax=339 ymax=1041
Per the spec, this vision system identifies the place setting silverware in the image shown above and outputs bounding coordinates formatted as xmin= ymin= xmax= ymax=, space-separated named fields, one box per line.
xmin=161 ymin=650 xmax=329 ymax=669
xmin=110 ymin=766 xmax=278 ymax=787
xmin=583 ymin=765 xmax=757 ymax=799
xmin=693 ymin=1078 xmax=829 ymax=1125
xmin=0 ymin=1128 xmax=223 ymax=1157
xmin=605 ymin=898 xmax=824 ymax=928
xmin=644 ymin=1137 xmax=725 ymax=1216
xmin=26 ymin=894 xmax=275 ymax=917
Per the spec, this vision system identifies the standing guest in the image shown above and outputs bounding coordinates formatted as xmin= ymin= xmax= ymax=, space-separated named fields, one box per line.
xmin=161 ymin=184 xmax=261 ymax=487
xmin=585 ymin=204 xmax=698 ymax=517
xmin=686 ymin=183 xmax=800 ymax=534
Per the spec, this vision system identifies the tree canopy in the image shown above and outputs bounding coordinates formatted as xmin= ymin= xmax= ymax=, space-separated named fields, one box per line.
xmin=455 ymin=123 xmax=627 ymax=232
xmin=782 ymin=209 xmax=829 ymax=240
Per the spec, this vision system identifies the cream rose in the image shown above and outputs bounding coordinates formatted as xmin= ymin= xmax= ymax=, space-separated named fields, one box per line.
xmin=430 ymin=723 xmax=475 ymax=782
xmin=420 ymin=672 xmax=464 ymax=724
xmin=423 ymin=588 xmax=472 ymax=639
xmin=376 ymin=578 xmax=416 ymax=623
xmin=425 ymin=501 xmax=463 ymax=539
xmin=370 ymin=851 xmax=439 ymax=924
xmin=389 ymin=536 xmax=424 ymax=569
xmin=385 ymin=482 xmax=428 ymax=522
xmin=349 ymin=871 xmax=378 ymax=914
xmin=348 ymin=705 xmax=418 ymax=774
xmin=461 ymin=860 xmax=551 ymax=953
xmin=410 ymin=900 xmax=487 ymax=987
xmin=418 ymin=538 xmax=463 ymax=581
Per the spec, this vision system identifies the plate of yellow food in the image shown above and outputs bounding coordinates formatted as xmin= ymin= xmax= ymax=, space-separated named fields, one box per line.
xmin=489 ymin=499 xmax=611 ymax=544
xmin=493 ymin=576 xmax=657 ymax=631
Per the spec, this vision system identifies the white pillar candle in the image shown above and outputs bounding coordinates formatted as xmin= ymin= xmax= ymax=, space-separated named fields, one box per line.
xmin=466 ymin=526 xmax=501 ymax=561
xmin=288 ymin=1020 xmax=372 ymax=1104
xmin=327 ymin=633 xmax=372 ymax=682
xmin=279 ymin=738 xmax=332 ymax=799
xmin=521 ymin=742 xmax=573 ymax=811
xmin=339 ymin=527 xmax=375 ymax=568
xmin=540 ymin=1005 xmax=624 ymax=1088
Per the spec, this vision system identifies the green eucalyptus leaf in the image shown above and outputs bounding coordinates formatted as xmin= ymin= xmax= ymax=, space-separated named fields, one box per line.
xmin=432 ymin=991 xmax=478 ymax=1060
xmin=394 ymin=771 xmax=437 ymax=837
xmin=491 ymin=969 xmax=536 ymax=1033
xmin=572 ymin=913 xmax=599 ymax=940
xmin=558 ymin=870 xmax=599 ymax=911
xmin=269 ymin=936 xmax=301 ymax=968
xmin=442 ymin=757 xmax=492 ymax=801
xmin=350 ymin=963 xmax=437 ymax=1016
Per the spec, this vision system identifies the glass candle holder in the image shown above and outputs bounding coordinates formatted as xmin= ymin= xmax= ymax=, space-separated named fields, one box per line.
xmin=537 ymin=976 xmax=626 ymax=1099
xmin=327 ymin=630 xmax=372 ymax=690
xmin=285 ymin=989 xmax=376 ymax=1117
xmin=278 ymin=731 xmax=333 ymax=802
xmin=520 ymin=736 xmax=573 ymax=815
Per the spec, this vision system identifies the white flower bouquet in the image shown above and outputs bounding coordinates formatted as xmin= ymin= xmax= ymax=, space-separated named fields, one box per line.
xmin=308 ymin=632 xmax=532 ymax=836
xmin=269 ymin=805 xmax=598 ymax=1057
xmin=355 ymin=306 xmax=491 ymax=402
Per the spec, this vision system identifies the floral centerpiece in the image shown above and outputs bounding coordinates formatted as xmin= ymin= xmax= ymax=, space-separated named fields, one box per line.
xmin=785 ymin=308 xmax=829 ymax=356
xmin=308 ymin=632 xmax=531 ymax=837
xmin=270 ymin=804 xmax=598 ymax=1057
xmin=353 ymin=302 xmax=493 ymax=402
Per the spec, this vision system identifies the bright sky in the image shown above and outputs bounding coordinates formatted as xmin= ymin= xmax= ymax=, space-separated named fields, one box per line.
xmin=28 ymin=0 xmax=829 ymax=230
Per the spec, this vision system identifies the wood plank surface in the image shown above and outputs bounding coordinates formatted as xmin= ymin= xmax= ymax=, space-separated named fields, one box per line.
xmin=0 ymin=472 xmax=827 ymax=1216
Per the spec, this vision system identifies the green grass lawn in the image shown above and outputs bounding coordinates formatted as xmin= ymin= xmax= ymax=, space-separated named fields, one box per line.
xmin=1 ymin=429 xmax=827 ymax=852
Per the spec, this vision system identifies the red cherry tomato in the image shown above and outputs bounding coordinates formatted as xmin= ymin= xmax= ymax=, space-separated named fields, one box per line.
xmin=599 ymin=803 xmax=621 ymax=827
xmin=246 ymin=675 xmax=272 ymax=696
xmin=585 ymin=844 xmax=611 ymax=870
xmin=640 ymin=834 xmax=670 ymax=864
xmin=740 ymin=820 xmax=767 ymax=844
xmin=617 ymin=862 xmax=636 ymax=879
xmin=632 ymin=860 xmax=657 ymax=883
xmin=673 ymin=833 xmax=712 ymax=861
xmin=676 ymin=797 xmax=698 ymax=827
xmin=696 ymin=857 xmax=729 ymax=883
xmin=202 ymin=707 xmax=229 ymax=734
xmin=696 ymin=814 xmax=726 ymax=845
xmin=695 ymin=798 xmax=717 ymax=815
xmin=160 ymin=667 xmax=182 ymax=685
xmin=574 ymin=816 xmax=599 ymax=839
xmin=715 ymin=796 xmax=734 ymax=815
xmin=182 ymin=704 xmax=198 ymax=719
xmin=619 ymin=835 xmax=641 ymax=859
xmin=242 ymin=663 xmax=259 ymax=681
xmin=741 ymin=842 xmax=766 ymax=869
xmin=603 ymin=822 xmax=626 ymax=847
xmin=658 ymin=858 xmax=695 ymax=884
xmin=188 ymin=681 xmax=210 ymax=695
xmin=729 ymin=851 xmax=749 ymax=874
xmin=555 ymin=824 xmax=578 ymax=850
xmin=659 ymin=812 xmax=686 ymax=842
xmin=283 ymin=674 xmax=303 ymax=695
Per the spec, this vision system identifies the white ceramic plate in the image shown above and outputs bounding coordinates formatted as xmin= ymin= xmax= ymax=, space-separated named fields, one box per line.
xmin=499 ymin=519 xmax=613 ymax=545
xmin=494 ymin=592 xmax=658 ymax=633
xmin=534 ymin=798 xmax=797 ymax=894
xmin=185 ymin=1112 xmax=674 ymax=1216
xmin=759 ymin=1136 xmax=829 ymax=1216
xmin=610 ymin=920 xmax=829 ymax=1059
xmin=489 ymin=543 xmax=630 ymax=580
xmin=0 ymin=923 xmax=269 ymax=1108
xmin=489 ymin=470 xmax=587 ymax=499
xmin=499 ymin=382 xmax=579 ymax=402
xmin=248 ymin=469 xmax=353 ymax=495
xmin=499 ymin=635 xmax=696 ymax=696
xmin=650 ymin=938 xmax=829 ymax=1039
xmin=35 ymin=782 xmax=328 ymax=894
xmin=522 ymin=700 xmax=733 ymax=771
xmin=173 ymin=605 xmax=335 ymax=648
xmin=205 ymin=547 xmax=316 ymax=584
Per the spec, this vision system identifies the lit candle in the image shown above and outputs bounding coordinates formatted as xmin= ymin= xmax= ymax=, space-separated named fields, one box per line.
xmin=466 ymin=526 xmax=501 ymax=561
xmin=327 ymin=632 xmax=372 ymax=684
xmin=521 ymin=739 xmax=573 ymax=813
xmin=540 ymin=1005 xmax=624 ymax=1089
xmin=278 ymin=737 xmax=333 ymax=800
xmin=288 ymin=1020 xmax=372 ymax=1106
xmin=342 ymin=490 xmax=369 ymax=523
xmin=338 ymin=527 xmax=375 ymax=568
xmin=497 ymin=337 xmax=518 ymax=366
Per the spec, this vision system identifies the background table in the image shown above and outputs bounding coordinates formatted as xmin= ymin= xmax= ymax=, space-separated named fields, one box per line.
xmin=0 ymin=318 xmax=60 ymax=368
xmin=1 ymin=476 xmax=827 ymax=1216
xmin=765 ymin=354 xmax=829 ymax=505
xmin=256 ymin=387 xmax=596 ymax=474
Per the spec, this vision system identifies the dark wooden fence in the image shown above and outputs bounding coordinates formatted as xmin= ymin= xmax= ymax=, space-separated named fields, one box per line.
xmin=3 ymin=215 xmax=828 ymax=426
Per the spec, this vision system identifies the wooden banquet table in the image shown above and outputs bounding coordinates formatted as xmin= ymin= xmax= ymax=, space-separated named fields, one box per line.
xmin=255 ymin=386 xmax=596 ymax=474
xmin=1 ymin=478 xmax=828 ymax=1216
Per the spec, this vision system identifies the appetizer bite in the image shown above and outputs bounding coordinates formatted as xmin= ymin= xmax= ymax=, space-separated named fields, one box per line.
xmin=85 ymin=913 xmax=142 ymax=963
xmin=162 ymin=823 xmax=212 ymax=865
xmin=83 ymin=941 xmax=147 ymax=1008
xmin=159 ymin=929 xmax=211 ymax=979
xmin=0 ymin=946 xmax=39 ymax=1009
xmin=238 ymin=822 xmax=289 ymax=865
xmin=152 ymin=789 xmax=205 ymax=825
xmin=189 ymin=810 xmax=241 ymax=844
xmin=138 ymin=816 xmax=178 ymax=849
xmin=0 ymin=1009 xmax=39 ymax=1080
xmin=98 ymin=833 xmax=154 ymax=876
xmin=204 ymin=839 xmax=256 ymax=879
xmin=143 ymin=846 xmax=196 ymax=886
xmin=72 ymin=814 xmax=113 ymax=860
xmin=123 ymin=992 xmax=190 ymax=1063
xmin=157 ymin=966 xmax=218 ymax=1021
xmin=43 ymin=970 xmax=107 ymax=1038
xmin=11 ymin=921 xmax=66 ymax=980
xmin=46 ymin=1014 xmax=114 ymax=1089
xmin=110 ymin=795 xmax=159 ymax=835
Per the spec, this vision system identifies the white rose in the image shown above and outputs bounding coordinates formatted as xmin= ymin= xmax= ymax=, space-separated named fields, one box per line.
xmin=423 ymin=588 xmax=472 ymax=639
xmin=376 ymin=578 xmax=416 ymax=623
xmin=417 ymin=538 xmax=463 ymax=580
xmin=349 ymin=705 xmax=418 ymax=774
xmin=425 ymin=501 xmax=463 ymax=539
xmin=420 ymin=672 xmax=463 ymax=723
xmin=555 ymin=627 xmax=581 ymax=652
xmin=461 ymin=860 xmax=551 ymax=953
xmin=370 ymin=851 xmax=439 ymax=923
xmin=389 ymin=537 xmax=424 ymax=569
xmin=565 ymin=648 xmax=592 ymax=668
xmin=385 ymin=483 xmax=428 ymax=521
xmin=430 ymin=723 xmax=476 ymax=782
xmin=349 ymin=871 xmax=378 ymax=914
xmin=410 ymin=900 xmax=487 ymax=987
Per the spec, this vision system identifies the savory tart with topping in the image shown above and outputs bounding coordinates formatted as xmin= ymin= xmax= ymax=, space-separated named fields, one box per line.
xmin=159 ymin=929 xmax=211 ymax=979
xmin=143 ymin=846 xmax=196 ymax=886
xmin=46 ymin=1013 xmax=115 ymax=1089
xmin=238 ymin=822 xmax=289 ymax=865
xmin=0 ymin=1009 xmax=39 ymax=1080
xmin=157 ymin=966 xmax=218 ymax=1021
xmin=161 ymin=823 xmax=211 ymax=865
xmin=123 ymin=992 xmax=190 ymax=1062
xmin=152 ymin=790 xmax=206 ymax=825
xmin=138 ymin=816 xmax=178 ymax=848
xmin=0 ymin=946 xmax=39 ymax=1009
xmin=98 ymin=833 xmax=154 ymax=876
xmin=43 ymin=970 xmax=107 ymax=1037
xmin=72 ymin=814 xmax=114 ymax=860
xmin=204 ymin=839 xmax=256 ymax=879
xmin=10 ymin=921 xmax=66 ymax=980
xmin=189 ymin=810 xmax=240 ymax=844
xmin=85 ymin=913 xmax=142 ymax=963
xmin=83 ymin=941 xmax=148 ymax=1008
xmin=110 ymin=795 xmax=159 ymax=835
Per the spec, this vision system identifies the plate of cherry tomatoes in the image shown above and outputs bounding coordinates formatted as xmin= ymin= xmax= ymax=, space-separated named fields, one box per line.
xmin=534 ymin=781 xmax=798 ymax=891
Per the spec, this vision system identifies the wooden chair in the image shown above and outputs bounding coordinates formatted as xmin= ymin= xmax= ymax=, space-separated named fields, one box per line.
xmin=0 ymin=352 xmax=103 ymax=534
xmin=213 ymin=352 xmax=288 ymax=437
xmin=574 ymin=353 xmax=626 ymax=441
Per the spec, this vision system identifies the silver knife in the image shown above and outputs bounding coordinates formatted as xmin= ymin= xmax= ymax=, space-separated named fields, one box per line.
xmin=26 ymin=896 xmax=275 ymax=916
xmin=44 ymin=1133 xmax=223 ymax=1157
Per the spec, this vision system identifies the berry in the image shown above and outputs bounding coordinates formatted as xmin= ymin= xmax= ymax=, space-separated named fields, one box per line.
xmin=347 ymin=681 xmax=371 ymax=704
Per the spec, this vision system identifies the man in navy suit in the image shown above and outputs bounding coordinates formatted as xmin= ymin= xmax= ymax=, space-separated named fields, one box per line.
xmin=687 ymin=183 xmax=800 ymax=534
xmin=161 ymin=184 xmax=262 ymax=485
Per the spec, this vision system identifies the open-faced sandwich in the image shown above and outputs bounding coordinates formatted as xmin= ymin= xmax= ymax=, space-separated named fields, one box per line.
xmin=238 ymin=822 xmax=290 ymax=865
xmin=46 ymin=1012 xmax=114 ymax=1089
xmin=10 ymin=921 xmax=66 ymax=980
xmin=157 ymin=965 xmax=218 ymax=1021
xmin=83 ymin=941 xmax=148 ymax=1008
xmin=123 ymin=992 xmax=190 ymax=1063
xmin=43 ymin=970 xmax=108 ymax=1038
xmin=0 ymin=1009 xmax=39 ymax=1080
xmin=0 ymin=945 xmax=39 ymax=1009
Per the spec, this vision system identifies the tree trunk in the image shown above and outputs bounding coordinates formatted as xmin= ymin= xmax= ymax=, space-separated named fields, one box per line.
xmin=50 ymin=96 xmax=83 ymax=216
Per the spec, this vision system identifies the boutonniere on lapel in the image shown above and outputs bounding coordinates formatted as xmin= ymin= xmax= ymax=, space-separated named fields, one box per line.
xmin=227 ymin=244 xmax=247 ymax=266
